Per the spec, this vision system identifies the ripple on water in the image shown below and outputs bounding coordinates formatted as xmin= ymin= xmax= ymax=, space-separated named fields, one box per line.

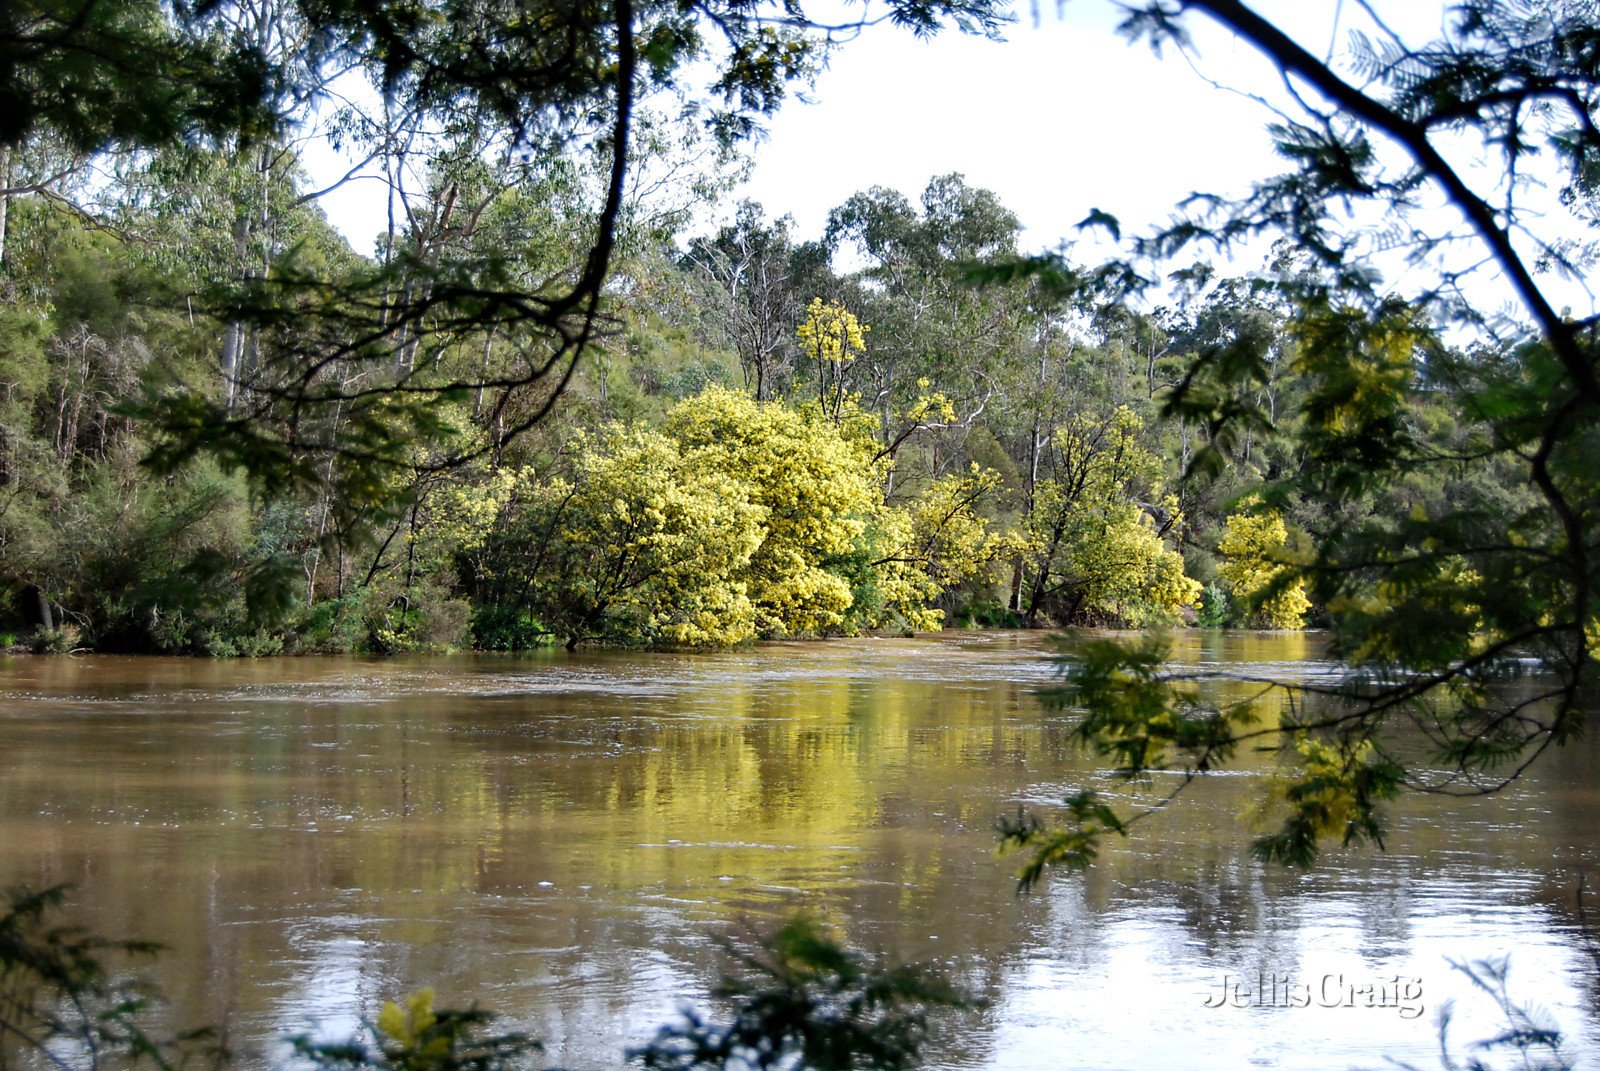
xmin=2 ymin=633 xmax=1596 ymax=1071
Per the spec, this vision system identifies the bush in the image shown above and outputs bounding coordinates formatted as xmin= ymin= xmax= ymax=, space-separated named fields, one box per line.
xmin=469 ymin=606 xmax=554 ymax=651
xmin=951 ymin=601 xmax=1023 ymax=630
xmin=29 ymin=624 xmax=82 ymax=653
xmin=1195 ymin=583 xmax=1231 ymax=629
xmin=296 ymin=591 xmax=373 ymax=653
xmin=368 ymin=592 xmax=472 ymax=653
xmin=291 ymin=989 xmax=541 ymax=1071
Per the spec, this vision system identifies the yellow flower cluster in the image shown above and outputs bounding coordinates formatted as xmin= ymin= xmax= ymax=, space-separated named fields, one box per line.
xmin=1217 ymin=511 xmax=1311 ymax=629
xmin=795 ymin=297 xmax=868 ymax=366
xmin=1023 ymin=406 xmax=1200 ymax=626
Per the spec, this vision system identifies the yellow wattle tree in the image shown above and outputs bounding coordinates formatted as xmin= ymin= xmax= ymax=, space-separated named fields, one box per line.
xmin=1020 ymin=406 xmax=1200 ymax=626
xmin=477 ymin=386 xmax=1006 ymax=647
xmin=796 ymin=297 xmax=868 ymax=424
xmin=518 ymin=425 xmax=766 ymax=648
xmin=869 ymin=465 xmax=1014 ymax=632
xmin=664 ymin=386 xmax=880 ymax=637
xmin=1216 ymin=510 xmax=1311 ymax=629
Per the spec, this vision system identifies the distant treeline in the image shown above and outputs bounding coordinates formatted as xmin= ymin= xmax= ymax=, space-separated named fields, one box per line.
xmin=1 ymin=152 xmax=1505 ymax=652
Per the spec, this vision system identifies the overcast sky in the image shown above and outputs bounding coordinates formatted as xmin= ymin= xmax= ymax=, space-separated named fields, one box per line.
xmin=313 ymin=2 xmax=1437 ymax=246
xmin=734 ymin=1 xmax=1290 ymax=254
xmin=310 ymin=2 xmax=1587 ymax=322
xmin=731 ymin=2 xmax=1457 ymax=247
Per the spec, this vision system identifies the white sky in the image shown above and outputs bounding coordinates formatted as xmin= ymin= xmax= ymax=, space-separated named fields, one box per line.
xmin=732 ymin=1 xmax=1452 ymax=250
xmin=734 ymin=1 xmax=1290 ymax=255
xmin=310 ymin=1 xmax=1591 ymax=322
xmin=313 ymin=1 xmax=1430 ymax=248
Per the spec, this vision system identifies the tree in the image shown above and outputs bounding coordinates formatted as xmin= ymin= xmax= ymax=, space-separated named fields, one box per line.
xmin=463 ymin=386 xmax=987 ymax=648
xmin=866 ymin=465 xmax=1013 ymax=632
xmin=682 ymin=202 xmax=803 ymax=401
xmin=1018 ymin=406 xmax=1198 ymax=627
xmin=796 ymin=297 xmax=869 ymax=424
xmin=496 ymin=425 xmax=765 ymax=649
xmin=7 ymin=0 xmax=1009 ymax=510
xmin=664 ymin=386 xmax=882 ymax=637
xmin=1009 ymin=0 xmax=1600 ymax=881
xmin=822 ymin=176 xmax=1030 ymax=484
xmin=1215 ymin=509 xmax=1309 ymax=629
xmin=0 ymin=1 xmax=273 ymax=153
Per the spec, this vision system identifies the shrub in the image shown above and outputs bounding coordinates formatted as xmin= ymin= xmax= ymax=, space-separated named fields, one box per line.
xmin=29 ymin=624 xmax=82 ymax=654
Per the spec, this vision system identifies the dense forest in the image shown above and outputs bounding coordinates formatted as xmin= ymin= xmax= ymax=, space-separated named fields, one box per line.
xmin=1 ymin=154 xmax=1429 ymax=654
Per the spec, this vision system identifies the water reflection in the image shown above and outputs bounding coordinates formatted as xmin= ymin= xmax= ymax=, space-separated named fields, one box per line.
xmin=0 ymin=632 xmax=1595 ymax=1069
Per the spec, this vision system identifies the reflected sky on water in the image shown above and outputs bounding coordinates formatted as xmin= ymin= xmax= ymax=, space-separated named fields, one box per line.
xmin=0 ymin=631 xmax=1595 ymax=1069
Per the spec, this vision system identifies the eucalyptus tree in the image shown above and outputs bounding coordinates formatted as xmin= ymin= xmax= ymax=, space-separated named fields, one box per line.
xmin=682 ymin=201 xmax=804 ymax=401
xmin=823 ymin=175 xmax=1034 ymax=486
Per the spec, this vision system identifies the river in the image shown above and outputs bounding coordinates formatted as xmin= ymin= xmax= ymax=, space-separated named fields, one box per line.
xmin=1 ymin=631 xmax=1596 ymax=1069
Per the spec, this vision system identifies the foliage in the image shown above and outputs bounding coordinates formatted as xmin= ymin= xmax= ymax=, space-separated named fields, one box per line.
xmin=478 ymin=387 xmax=1003 ymax=647
xmin=1388 ymin=958 xmax=1571 ymax=1071
xmin=27 ymin=625 xmax=81 ymax=654
xmin=630 ymin=914 xmax=964 ymax=1071
xmin=1215 ymin=510 xmax=1310 ymax=630
xmin=507 ymin=424 xmax=765 ymax=649
xmin=797 ymin=298 xmax=869 ymax=423
xmin=30 ymin=0 xmax=1004 ymax=505
xmin=1002 ymin=0 xmax=1600 ymax=882
xmin=1019 ymin=407 xmax=1200 ymax=627
xmin=1008 ymin=633 xmax=1402 ymax=877
xmin=1053 ymin=635 xmax=1262 ymax=796
xmin=1194 ymin=583 xmax=1229 ymax=629
xmin=663 ymin=387 xmax=880 ymax=638
xmin=0 ymin=0 xmax=274 ymax=152
xmin=1251 ymin=735 xmax=1404 ymax=868
xmin=292 ymin=990 xmax=541 ymax=1071
xmin=0 ymin=885 xmax=218 ymax=1071
xmin=295 ymin=592 xmax=376 ymax=654
xmin=866 ymin=466 xmax=1011 ymax=633
xmin=996 ymin=790 xmax=1125 ymax=893
xmin=467 ymin=606 xmax=552 ymax=652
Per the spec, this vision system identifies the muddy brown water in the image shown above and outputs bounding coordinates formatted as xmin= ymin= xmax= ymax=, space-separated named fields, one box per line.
xmin=1 ymin=631 xmax=1596 ymax=1069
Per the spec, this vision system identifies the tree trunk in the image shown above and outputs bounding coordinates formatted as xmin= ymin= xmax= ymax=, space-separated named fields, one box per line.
xmin=221 ymin=320 xmax=243 ymax=410
xmin=0 ymin=145 xmax=10 ymax=270
xmin=220 ymin=205 xmax=252 ymax=410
